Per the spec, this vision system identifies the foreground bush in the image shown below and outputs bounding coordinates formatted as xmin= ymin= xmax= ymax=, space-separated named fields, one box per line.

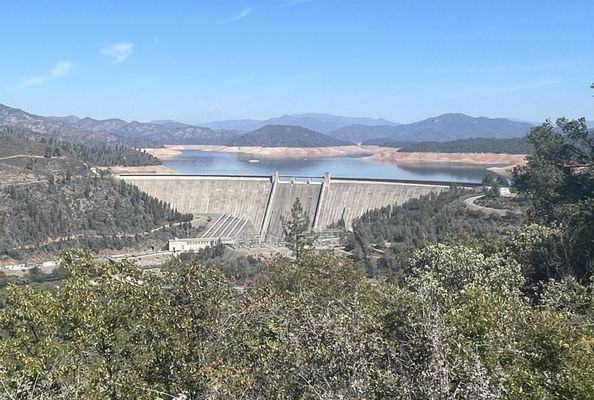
xmin=1 ymin=246 xmax=592 ymax=399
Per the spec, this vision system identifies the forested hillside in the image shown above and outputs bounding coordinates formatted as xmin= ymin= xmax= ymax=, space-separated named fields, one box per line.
xmin=346 ymin=188 xmax=524 ymax=278
xmin=0 ymin=126 xmax=160 ymax=166
xmin=0 ymin=175 xmax=194 ymax=260
xmin=44 ymin=139 xmax=160 ymax=166
xmin=226 ymin=124 xmax=351 ymax=147
xmin=327 ymin=124 xmax=405 ymax=142
xmin=0 ymin=129 xmax=194 ymax=262
xmin=365 ymin=137 xmax=533 ymax=154
xmin=0 ymin=103 xmax=237 ymax=146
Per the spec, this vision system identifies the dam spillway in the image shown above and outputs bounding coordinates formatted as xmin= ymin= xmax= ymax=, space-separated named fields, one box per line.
xmin=118 ymin=172 xmax=479 ymax=241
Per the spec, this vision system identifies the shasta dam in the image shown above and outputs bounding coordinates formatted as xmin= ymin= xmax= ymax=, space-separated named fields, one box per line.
xmin=118 ymin=172 xmax=481 ymax=244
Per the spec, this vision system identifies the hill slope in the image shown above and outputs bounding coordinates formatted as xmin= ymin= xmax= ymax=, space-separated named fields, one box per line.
xmin=226 ymin=125 xmax=352 ymax=147
xmin=331 ymin=113 xmax=533 ymax=142
xmin=0 ymin=129 xmax=195 ymax=262
xmin=0 ymin=103 xmax=120 ymax=142
xmin=109 ymin=121 xmax=235 ymax=146
xmin=0 ymin=126 xmax=160 ymax=167
xmin=51 ymin=115 xmax=129 ymax=132
xmin=0 ymin=103 xmax=238 ymax=146
xmin=49 ymin=114 xmax=236 ymax=146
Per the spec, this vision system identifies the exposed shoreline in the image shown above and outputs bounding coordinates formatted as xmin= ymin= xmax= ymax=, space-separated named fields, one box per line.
xmin=143 ymin=144 xmax=377 ymax=159
xmin=142 ymin=144 xmax=527 ymax=171
xmin=362 ymin=150 xmax=526 ymax=167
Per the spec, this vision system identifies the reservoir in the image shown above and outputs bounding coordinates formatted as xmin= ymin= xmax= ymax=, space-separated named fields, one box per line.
xmin=163 ymin=150 xmax=492 ymax=183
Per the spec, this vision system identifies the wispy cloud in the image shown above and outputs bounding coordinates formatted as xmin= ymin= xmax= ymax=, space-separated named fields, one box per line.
xmin=445 ymin=80 xmax=562 ymax=100
xmin=18 ymin=76 xmax=46 ymax=89
xmin=223 ymin=7 xmax=251 ymax=22
xmin=492 ymin=80 xmax=561 ymax=94
xmin=14 ymin=60 xmax=73 ymax=90
xmin=101 ymin=42 xmax=133 ymax=63
xmin=51 ymin=60 xmax=73 ymax=77
xmin=279 ymin=0 xmax=311 ymax=8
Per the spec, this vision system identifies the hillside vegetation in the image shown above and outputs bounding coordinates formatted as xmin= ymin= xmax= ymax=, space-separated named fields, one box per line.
xmin=0 ymin=129 xmax=195 ymax=261
xmin=0 ymin=126 xmax=160 ymax=166
xmin=0 ymin=103 xmax=237 ymax=146
xmin=347 ymin=187 xmax=524 ymax=278
xmin=0 ymin=172 xmax=194 ymax=260
xmin=226 ymin=124 xmax=352 ymax=147
xmin=365 ymin=137 xmax=533 ymax=154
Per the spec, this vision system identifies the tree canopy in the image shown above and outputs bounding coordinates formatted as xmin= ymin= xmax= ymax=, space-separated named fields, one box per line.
xmin=282 ymin=198 xmax=315 ymax=261
xmin=1 ymin=244 xmax=592 ymax=399
xmin=513 ymin=118 xmax=593 ymax=282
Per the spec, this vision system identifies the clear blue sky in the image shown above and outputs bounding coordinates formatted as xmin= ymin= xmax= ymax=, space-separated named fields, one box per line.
xmin=1 ymin=0 xmax=593 ymax=123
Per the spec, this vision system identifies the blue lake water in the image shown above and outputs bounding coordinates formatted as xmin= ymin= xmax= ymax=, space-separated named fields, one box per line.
xmin=163 ymin=150 xmax=492 ymax=183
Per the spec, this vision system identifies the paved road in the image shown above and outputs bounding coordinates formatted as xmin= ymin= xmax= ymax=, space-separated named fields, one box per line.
xmin=464 ymin=195 xmax=509 ymax=216
xmin=1 ymin=250 xmax=176 ymax=274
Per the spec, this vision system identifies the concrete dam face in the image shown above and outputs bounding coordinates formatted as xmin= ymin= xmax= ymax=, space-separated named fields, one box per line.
xmin=119 ymin=173 xmax=469 ymax=240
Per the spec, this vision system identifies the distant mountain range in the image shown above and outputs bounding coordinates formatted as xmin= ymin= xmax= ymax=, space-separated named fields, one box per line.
xmin=50 ymin=114 xmax=235 ymax=146
xmin=0 ymin=102 xmax=553 ymax=148
xmin=0 ymin=104 xmax=121 ymax=142
xmin=201 ymin=113 xmax=399 ymax=134
xmin=148 ymin=119 xmax=195 ymax=129
xmin=205 ymin=113 xmax=533 ymax=147
xmin=332 ymin=114 xmax=534 ymax=143
xmin=227 ymin=125 xmax=349 ymax=147
xmin=0 ymin=103 xmax=236 ymax=146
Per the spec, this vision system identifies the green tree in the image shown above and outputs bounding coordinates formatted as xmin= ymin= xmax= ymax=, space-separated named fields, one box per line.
xmin=513 ymin=118 xmax=593 ymax=282
xmin=281 ymin=198 xmax=314 ymax=261
xmin=404 ymin=243 xmax=594 ymax=399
